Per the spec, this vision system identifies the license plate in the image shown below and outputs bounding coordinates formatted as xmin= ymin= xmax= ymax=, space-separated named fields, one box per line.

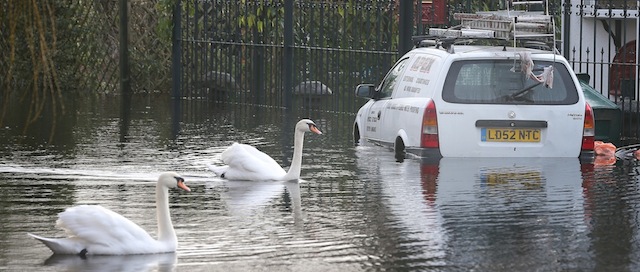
xmin=481 ymin=128 xmax=541 ymax=142
xmin=481 ymin=171 xmax=543 ymax=188
xmin=482 ymin=171 xmax=543 ymax=183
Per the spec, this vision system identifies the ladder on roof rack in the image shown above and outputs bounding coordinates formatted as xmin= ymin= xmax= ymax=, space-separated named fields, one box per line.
xmin=509 ymin=0 xmax=546 ymax=10
xmin=427 ymin=0 xmax=556 ymax=51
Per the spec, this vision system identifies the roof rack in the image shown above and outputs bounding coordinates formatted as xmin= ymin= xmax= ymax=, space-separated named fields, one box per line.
xmin=424 ymin=0 xmax=556 ymax=52
xmin=412 ymin=35 xmax=512 ymax=53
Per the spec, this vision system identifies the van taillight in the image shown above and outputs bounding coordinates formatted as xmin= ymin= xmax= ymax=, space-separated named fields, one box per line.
xmin=582 ymin=102 xmax=595 ymax=151
xmin=421 ymin=100 xmax=439 ymax=148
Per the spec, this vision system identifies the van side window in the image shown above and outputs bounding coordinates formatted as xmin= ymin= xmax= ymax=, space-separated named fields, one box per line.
xmin=377 ymin=57 xmax=409 ymax=99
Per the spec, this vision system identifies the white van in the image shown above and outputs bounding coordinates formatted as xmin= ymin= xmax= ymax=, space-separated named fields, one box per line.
xmin=353 ymin=39 xmax=595 ymax=161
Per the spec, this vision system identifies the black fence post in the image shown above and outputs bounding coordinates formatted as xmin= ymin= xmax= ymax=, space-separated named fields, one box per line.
xmin=119 ymin=0 xmax=131 ymax=141
xmin=283 ymin=0 xmax=293 ymax=109
xmin=171 ymin=1 xmax=182 ymax=138
xmin=415 ymin=1 xmax=423 ymax=35
xmin=399 ymin=0 xmax=414 ymax=56
xmin=253 ymin=26 xmax=265 ymax=105
xmin=562 ymin=0 xmax=571 ymax=56
xmin=172 ymin=1 xmax=182 ymax=100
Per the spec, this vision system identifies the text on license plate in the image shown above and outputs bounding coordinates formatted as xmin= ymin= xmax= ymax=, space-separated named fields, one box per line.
xmin=481 ymin=128 xmax=541 ymax=142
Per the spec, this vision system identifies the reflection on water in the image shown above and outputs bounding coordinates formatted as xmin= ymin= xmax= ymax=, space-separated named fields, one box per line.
xmin=354 ymin=145 xmax=447 ymax=267
xmin=437 ymin=157 xmax=589 ymax=271
xmin=212 ymin=180 xmax=303 ymax=226
xmin=43 ymin=252 xmax=177 ymax=272
xmin=1 ymin=98 xmax=640 ymax=271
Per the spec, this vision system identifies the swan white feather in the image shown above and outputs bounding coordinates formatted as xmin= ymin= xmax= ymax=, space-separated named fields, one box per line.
xmin=208 ymin=119 xmax=322 ymax=181
xmin=28 ymin=172 xmax=190 ymax=255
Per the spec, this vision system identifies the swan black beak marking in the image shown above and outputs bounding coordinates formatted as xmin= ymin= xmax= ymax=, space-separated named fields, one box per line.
xmin=175 ymin=177 xmax=191 ymax=192
xmin=309 ymin=124 xmax=322 ymax=135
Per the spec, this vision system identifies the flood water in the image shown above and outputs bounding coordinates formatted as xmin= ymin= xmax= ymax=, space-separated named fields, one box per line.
xmin=1 ymin=96 xmax=640 ymax=271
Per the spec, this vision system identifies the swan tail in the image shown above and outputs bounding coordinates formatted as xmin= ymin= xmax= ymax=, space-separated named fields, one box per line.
xmin=206 ymin=163 xmax=228 ymax=177
xmin=28 ymin=233 xmax=86 ymax=255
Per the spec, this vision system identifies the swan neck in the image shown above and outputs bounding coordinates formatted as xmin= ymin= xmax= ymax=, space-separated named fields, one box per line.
xmin=156 ymin=184 xmax=177 ymax=243
xmin=284 ymin=128 xmax=305 ymax=180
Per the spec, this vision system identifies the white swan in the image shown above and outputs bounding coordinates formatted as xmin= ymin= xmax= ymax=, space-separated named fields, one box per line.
xmin=207 ymin=119 xmax=322 ymax=181
xmin=28 ymin=172 xmax=191 ymax=256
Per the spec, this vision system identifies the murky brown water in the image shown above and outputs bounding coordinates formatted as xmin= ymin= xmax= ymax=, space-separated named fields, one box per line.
xmin=1 ymin=97 xmax=639 ymax=271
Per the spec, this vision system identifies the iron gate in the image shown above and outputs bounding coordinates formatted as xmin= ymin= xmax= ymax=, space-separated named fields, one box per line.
xmin=172 ymin=0 xmax=407 ymax=113
xmin=173 ymin=0 xmax=640 ymax=141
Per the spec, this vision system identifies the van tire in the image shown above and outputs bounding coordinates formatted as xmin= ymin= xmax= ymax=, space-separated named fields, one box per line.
xmin=394 ymin=137 xmax=406 ymax=162
xmin=353 ymin=124 xmax=361 ymax=145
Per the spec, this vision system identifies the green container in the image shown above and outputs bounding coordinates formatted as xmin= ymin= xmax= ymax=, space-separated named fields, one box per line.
xmin=577 ymin=74 xmax=622 ymax=146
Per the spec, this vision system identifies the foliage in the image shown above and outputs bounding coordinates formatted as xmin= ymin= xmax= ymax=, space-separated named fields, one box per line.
xmin=0 ymin=0 xmax=174 ymax=143
xmin=0 ymin=0 xmax=62 ymax=142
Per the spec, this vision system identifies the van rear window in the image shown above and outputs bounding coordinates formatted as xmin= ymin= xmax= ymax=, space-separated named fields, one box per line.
xmin=442 ymin=60 xmax=579 ymax=105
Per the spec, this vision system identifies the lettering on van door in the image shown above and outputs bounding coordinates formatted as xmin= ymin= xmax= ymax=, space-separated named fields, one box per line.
xmin=403 ymin=86 xmax=421 ymax=93
xmin=415 ymin=78 xmax=430 ymax=86
xmin=366 ymin=110 xmax=377 ymax=132
xmin=403 ymin=75 xmax=414 ymax=82
xmin=387 ymin=103 xmax=420 ymax=114
xmin=410 ymin=56 xmax=436 ymax=74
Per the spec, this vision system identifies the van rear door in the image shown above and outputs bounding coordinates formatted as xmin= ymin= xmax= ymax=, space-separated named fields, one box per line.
xmin=436 ymin=59 xmax=585 ymax=157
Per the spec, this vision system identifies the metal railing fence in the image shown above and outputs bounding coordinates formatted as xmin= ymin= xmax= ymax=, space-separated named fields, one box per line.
xmin=173 ymin=0 xmax=401 ymax=113
xmin=563 ymin=0 xmax=639 ymax=141
xmin=173 ymin=0 xmax=640 ymax=140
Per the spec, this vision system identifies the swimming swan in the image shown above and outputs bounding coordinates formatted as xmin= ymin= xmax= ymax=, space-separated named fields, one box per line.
xmin=28 ymin=172 xmax=190 ymax=256
xmin=207 ymin=119 xmax=322 ymax=181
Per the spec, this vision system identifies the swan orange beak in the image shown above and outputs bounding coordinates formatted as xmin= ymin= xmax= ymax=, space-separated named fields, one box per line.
xmin=177 ymin=180 xmax=191 ymax=192
xmin=310 ymin=125 xmax=322 ymax=135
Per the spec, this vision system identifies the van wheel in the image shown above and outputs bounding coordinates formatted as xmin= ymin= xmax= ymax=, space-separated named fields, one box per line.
xmin=353 ymin=124 xmax=361 ymax=145
xmin=394 ymin=137 xmax=406 ymax=162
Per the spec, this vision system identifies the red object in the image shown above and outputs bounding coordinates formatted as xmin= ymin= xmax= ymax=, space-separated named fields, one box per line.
xmin=609 ymin=40 xmax=637 ymax=96
xmin=421 ymin=100 xmax=439 ymax=148
xmin=594 ymin=141 xmax=616 ymax=156
xmin=594 ymin=141 xmax=616 ymax=165
xmin=582 ymin=103 xmax=595 ymax=151
xmin=420 ymin=163 xmax=439 ymax=204
xmin=421 ymin=0 xmax=447 ymax=25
